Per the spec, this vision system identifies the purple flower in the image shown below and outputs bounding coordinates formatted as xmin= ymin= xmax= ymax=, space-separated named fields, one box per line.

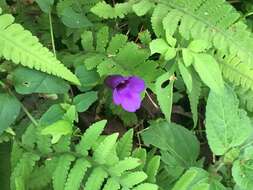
xmin=106 ymin=75 xmax=145 ymax=112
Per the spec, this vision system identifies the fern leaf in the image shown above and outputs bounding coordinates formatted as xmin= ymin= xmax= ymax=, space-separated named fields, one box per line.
xmin=36 ymin=127 xmax=52 ymax=154
xmin=84 ymin=167 xmax=108 ymax=190
xmin=21 ymin=124 xmax=37 ymax=149
xmin=132 ymin=0 xmax=154 ymax=16
xmin=116 ymin=129 xmax=133 ymax=159
xmin=132 ymin=183 xmax=158 ymax=190
xmin=76 ymin=120 xmax=107 ymax=156
xmin=103 ymin=178 xmax=120 ymax=190
xmin=53 ymin=154 xmax=75 ymax=190
xmin=64 ymin=158 xmax=91 ymax=190
xmin=28 ymin=157 xmax=58 ymax=190
xmin=109 ymin=157 xmax=141 ymax=176
xmin=107 ymin=34 xmax=128 ymax=55
xmin=120 ymin=171 xmax=147 ymax=188
xmin=94 ymin=133 xmax=118 ymax=164
xmin=236 ymin=87 xmax=253 ymax=112
xmin=53 ymin=135 xmax=71 ymax=152
xmin=10 ymin=152 xmax=40 ymax=190
xmin=0 ymin=14 xmax=80 ymax=85
xmin=91 ymin=1 xmax=133 ymax=19
xmin=11 ymin=142 xmax=24 ymax=171
xmin=145 ymin=156 xmax=160 ymax=183
xmin=221 ymin=55 xmax=253 ymax=91
xmin=132 ymin=148 xmax=147 ymax=170
xmin=156 ymin=0 xmax=253 ymax=91
xmin=81 ymin=31 xmax=94 ymax=52
xmin=96 ymin=26 xmax=109 ymax=53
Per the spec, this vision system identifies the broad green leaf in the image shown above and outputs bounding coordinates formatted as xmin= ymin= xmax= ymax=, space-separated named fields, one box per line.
xmin=12 ymin=67 xmax=70 ymax=94
xmin=206 ymin=86 xmax=252 ymax=155
xmin=81 ymin=31 xmax=94 ymax=51
xmin=0 ymin=93 xmax=20 ymax=134
xmin=41 ymin=120 xmax=73 ymax=144
xmin=59 ymin=7 xmax=92 ymax=28
xmin=193 ymin=53 xmax=224 ymax=94
xmin=146 ymin=156 xmax=160 ymax=183
xmin=133 ymin=0 xmax=153 ymax=16
xmin=178 ymin=61 xmax=192 ymax=92
xmin=40 ymin=104 xmax=65 ymax=126
xmin=155 ymin=72 xmax=174 ymax=121
xmin=75 ymin=65 xmax=100 ymax=92
xmin=232 ymin=146 xmax=253 ymax=190
xmin=172 ymin=167 xmax=226 ymax=190
xmin=141 ymin=121 xmax=200 ymax=168
xmin=35 ymin=0 xmax=54 ymax=13
xmin=73 ymin=91 xmax=98 ymax=112
xmin=188 ymin=40 xmax=211 ymax=53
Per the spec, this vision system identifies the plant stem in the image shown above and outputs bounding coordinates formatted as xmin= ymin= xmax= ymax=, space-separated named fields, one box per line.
xmin=20 ymin=103 xmax=39 ymax=127
xmin=145 ymin=90 xmax=159 ymax=109
xmin=49 ymin=11 xmax=56 ymax=57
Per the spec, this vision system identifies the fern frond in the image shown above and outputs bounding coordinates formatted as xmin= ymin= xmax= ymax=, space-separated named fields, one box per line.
xmin=52 ymin=154 xmax=75 ymax=190
xmin=84 ymin=167 xmax=108 ymax=190
xmin=154 ymin=0 xmax=253 ymax=91
xmin=221 ymin=55 xmax=253 ymax=91
xmin=236 ymin=87 xmax=253 ymax=112
xmin=132 ymin=183 xmax=158 ymax=190
xmin=103 ymin=178 xmax=120 ymax=190
xmin=94 ymin=133 xmax=118 ymax=164
xmin=120 ymin=171 xmax=148 ymax=188
xmin=145 ymin=156 xmax=160 ymax=183
xmin=0 ymin=14 xmax=80 ymax=85
xmin=76 ymin=120 xmax=106 ymax=156
xmin=10 ymin=152 xmax=40 ymax=190
xmin=116 ymin=129 xmax=133 ymax=160
xmin=91 ymin=1 xmax=134 ymax=19
xmin=28 ymin=158 xmax=58 ymax=190
xmin=109 ymin=157 xmax=141 ymax=176
xmin=64 ymin=158 xmax=91 ymax=190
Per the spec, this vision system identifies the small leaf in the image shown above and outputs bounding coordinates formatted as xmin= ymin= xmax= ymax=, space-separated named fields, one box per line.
xmin=0 ymin=93 xmax=20 ymax=134
xmin=133 ymin=0 xmax=153 ymax=16
xmin=155 ymin=72 xmax=174 ymax=121
xmin=41 ymin=120 xmax=73 ymax=144
xmin=60 ymin=7 xmax=92 ymax=28
xmin=150 ymin=39 xmax=169 ymax=55
xmin=35 ymin=0 xmax=54 ymax=13
xmin=193 ymin=53 xmax=224 ymax=94
xmin=188 ymin=40 xmax=211 ymax=53
xmin=178 ymin=61 xmax=192 ymax=92
xmin=73 ymin=91 xmax=98 ymax=112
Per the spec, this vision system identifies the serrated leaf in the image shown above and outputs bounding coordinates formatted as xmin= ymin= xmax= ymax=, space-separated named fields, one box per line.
xmin=116 ymin=129 xmax=133 ymax=159
xmin=206 ymin=86 xmax=252 ymax=155
xmin=120 ymin=171 xmax=147 ymax=188
xmin=188 ymin=40 xmax=211 ymax=53
xmin=146 ymin=156 xmax=160 ymax=183
xmin=76 ymin=120 xmax=107 ymax=156
xmin=150 ymin=39 xmax=169 ymax=55
xmin=94 ymin=133 xmax=118 ymax=164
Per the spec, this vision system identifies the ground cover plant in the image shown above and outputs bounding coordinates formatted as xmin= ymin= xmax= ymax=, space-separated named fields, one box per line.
xmin=1 ymin=0 xmax=253 ymax=189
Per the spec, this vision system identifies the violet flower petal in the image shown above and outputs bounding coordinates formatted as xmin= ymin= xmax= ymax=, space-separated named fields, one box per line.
xmin=128 ymin=76 xmax=145 ymax=93
xmin=105 ymin=75 xmax=125 ymax=89
xmin=120 ymin=92 xmax=141 ymax=112
xmin=112 ymin=89 xmax=122 ymax=105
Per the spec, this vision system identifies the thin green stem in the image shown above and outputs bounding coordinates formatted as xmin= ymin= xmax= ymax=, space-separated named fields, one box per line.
xmin=8 ymin=90 xmax=39 ymax=127
xmin=49 ymin=12 xmax=56 ymax=57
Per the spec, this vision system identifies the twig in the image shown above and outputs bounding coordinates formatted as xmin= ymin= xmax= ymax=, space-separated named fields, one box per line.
xmin=145 ymin=90 xmax=159 ymax=109
xmin=49 ymin=12 xmax=56 ymax=57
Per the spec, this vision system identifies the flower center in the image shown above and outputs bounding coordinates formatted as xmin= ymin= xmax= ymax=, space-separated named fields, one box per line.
xmin=117 ymin=79 xmax=129 ymax=90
